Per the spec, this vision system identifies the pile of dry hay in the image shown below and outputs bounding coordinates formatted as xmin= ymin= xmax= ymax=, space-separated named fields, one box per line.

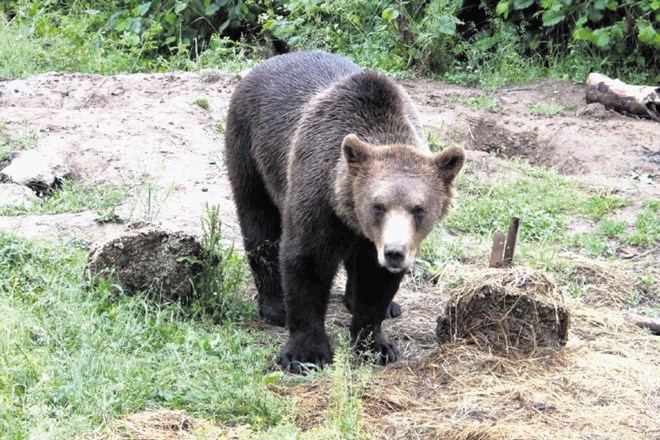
xmin=436 ymin=267 xmax=570 ymax=355
xmin=279 ymin=264 xmax=659 ymax=439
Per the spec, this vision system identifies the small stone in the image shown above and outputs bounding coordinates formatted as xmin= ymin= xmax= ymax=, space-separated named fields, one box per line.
xmin=0 ymin=150 xmax=71 ymax=193
xmin=0 ymin=183 xmax=39 ymax=210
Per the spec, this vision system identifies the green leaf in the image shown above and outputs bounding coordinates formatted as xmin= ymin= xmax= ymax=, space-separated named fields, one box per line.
xmin=513 ymin=0 xmax=534 ymax=9
xmin=137 ymin=2 xmax=151 ymax=16
xmin=382 ymin=7 xmax=400 ymax=22
xmin=205 ymin=4 xmax=221 ymax=15
xmin=125 ymin=33 xmax=140 ymax=46
xmin=218 ymin=18 xmax=231 ymax=33
xmin=610 ymin=23 xmax=624 ymax=40
xmin=542 ymin=10 xmax=565 ymax=26
xmin=174 ymin=2 xmax=187 ymax=14
xmin=594 ymin=0 xmax=608 ymax=10
xmin=437 ymin=15 xmax=457 ymax=35
xmin=115 ymin=18 xmax=131 ymax=32
xmin=592 ymin=28 xmax=611 ymax=47
xmin=496 ymin=1 xmax=510 ymax=17
xmin=638 ymin=21 xmax=656 ymax=43
xmin=262 ymin=19 xmax=275 ymax=31
xmin=606 ymin=0 xmax=618 ymax=11
xmin=573 ymin=26 xmax=593 ymax=41
xmin=263 ymin=371 xmax=283 ymax=385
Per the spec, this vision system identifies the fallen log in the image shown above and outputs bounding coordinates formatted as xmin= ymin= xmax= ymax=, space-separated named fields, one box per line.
xmin=585 ymin=73 xmax=660 ymax=121
xmin=625 ymin=313 xmax=660 ymax=335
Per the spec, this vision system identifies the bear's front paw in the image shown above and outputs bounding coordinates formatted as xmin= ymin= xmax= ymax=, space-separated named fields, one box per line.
xmin=355 ymin=331 xmax=399 ymax=365
xmin=370 ymin=339 xmax=399 ymax=365
xmin=279 ymin=332 xmax=333 ymax=374
xmin=386 ymin=300 xmax=402 ymax=319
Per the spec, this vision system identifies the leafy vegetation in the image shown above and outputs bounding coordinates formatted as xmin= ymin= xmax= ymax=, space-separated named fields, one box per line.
xmin=495 ymin=0 xmax=660 ymax=72
xmin=1 ymin=0 xmax=658 ymax=83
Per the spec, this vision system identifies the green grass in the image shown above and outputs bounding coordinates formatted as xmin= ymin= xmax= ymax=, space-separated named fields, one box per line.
xmin=0 ymin=12 xmax=254 ymax=79
xmin=527 ymin=102 xmax=575 ymax=117
xmin=445 ymin=93 xmax=501 ymax=111
xmin=415 ymin=160 xmax=657 ymax=269
xmin=0 ymin=229 xmax=376 ymax=438
xmin=444 ymin=162 xmax=631 ymax=243
xmin=0 ymin=180 xmax=126 ymax=217
xmin=0 ymin=231 xmax=290 ymax=437
xmin=627 ymin=200 xmax=660 ymax=246
xmin=194 ymin=98 xmax=211 ymax=111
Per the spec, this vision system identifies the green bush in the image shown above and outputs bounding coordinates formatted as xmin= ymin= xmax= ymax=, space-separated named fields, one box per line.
xmin=262 ymin=0 xmax=463 ymax=73
xmin=3 ymin=0 xmax=263 ymax=57
xmin=2 ymin=0 xmax=658 ymax=83
xmin=494 ymin=0 xmax=660 ymax=79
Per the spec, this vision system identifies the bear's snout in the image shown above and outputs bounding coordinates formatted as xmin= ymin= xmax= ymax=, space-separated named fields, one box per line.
xmin=384 ymin=244 xmax=406 ymax=273
xmin=375 ymin=209 xmax=417 ymax=273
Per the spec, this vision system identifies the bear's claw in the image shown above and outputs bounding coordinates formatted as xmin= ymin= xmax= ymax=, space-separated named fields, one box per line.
xmin=279 ymin=332 xmax=332 ymax=374
xmin=374 ymin=340 xmax=399 ymax=365
xmin=386 ymin=301 xmax=402 ymax=319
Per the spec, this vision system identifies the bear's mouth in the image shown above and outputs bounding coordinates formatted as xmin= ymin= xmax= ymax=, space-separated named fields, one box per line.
xmin=386 ymin=265 xmax=404 ymax=274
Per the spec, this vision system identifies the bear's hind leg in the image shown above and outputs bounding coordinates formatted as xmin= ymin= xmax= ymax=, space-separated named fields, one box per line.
xmin=228 ymin=171 xmax=286 ymax=326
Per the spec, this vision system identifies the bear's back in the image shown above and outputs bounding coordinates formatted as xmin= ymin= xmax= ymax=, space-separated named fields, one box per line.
xmin=227 ymin=51 xmax=362 ymax=208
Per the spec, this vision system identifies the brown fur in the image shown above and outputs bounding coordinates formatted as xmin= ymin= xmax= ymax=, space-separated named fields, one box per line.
xmin=224 ymin=51 xmax=464 ymax=373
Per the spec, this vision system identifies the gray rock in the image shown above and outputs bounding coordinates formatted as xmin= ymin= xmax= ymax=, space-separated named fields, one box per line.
xmin=85 ymin=224 xmax=204 ymax=302
xmin=0 ymin=183 xmax=39 ymax=210
xmin=0 ymin=150 xmax=71 ymax=193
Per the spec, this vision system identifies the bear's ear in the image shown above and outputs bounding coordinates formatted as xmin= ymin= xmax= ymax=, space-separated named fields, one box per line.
xmin=342 ymin=134 xmax=373 ymax=166
xmin=432 ymin=146 xmax=465 ymax=185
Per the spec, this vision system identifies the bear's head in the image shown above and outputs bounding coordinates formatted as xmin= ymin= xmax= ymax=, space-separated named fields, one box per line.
xmin=340 ymin=134 xmax=465 ymax=274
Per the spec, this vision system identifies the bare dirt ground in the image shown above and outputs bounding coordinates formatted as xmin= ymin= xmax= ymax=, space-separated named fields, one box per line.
xmin=1 ymin=71 xmax=658 ymax=439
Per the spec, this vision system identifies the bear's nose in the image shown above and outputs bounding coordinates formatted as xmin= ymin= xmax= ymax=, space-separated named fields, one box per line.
xmin=384 ymin=244 xmax=405 ymax=266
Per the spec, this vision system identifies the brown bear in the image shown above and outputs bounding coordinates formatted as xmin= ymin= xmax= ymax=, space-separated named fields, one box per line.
xmin=225 ymin=51 xmax=464 ymax=373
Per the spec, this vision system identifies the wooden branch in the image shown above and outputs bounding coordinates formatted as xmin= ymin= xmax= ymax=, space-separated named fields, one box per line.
xmin=625 ymin=313 xmax=660 ymax=335
xmin=503 ymin=217 xmax=521 ymax=267
xmin=585 ymin=72 xmax=660 ymax=121
xmin=489 ymin=231 xmax=505 ymax=268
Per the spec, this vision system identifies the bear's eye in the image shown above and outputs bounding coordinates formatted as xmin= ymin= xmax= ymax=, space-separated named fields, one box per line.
xmin=413 ymin=206 xmax=426 ymax=218
xmin=372 ymin=204 xmax=385 ymax=218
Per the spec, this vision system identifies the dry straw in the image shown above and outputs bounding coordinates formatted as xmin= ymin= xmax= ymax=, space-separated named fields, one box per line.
xmin=437 ymin=266 xmax=570 ymax=355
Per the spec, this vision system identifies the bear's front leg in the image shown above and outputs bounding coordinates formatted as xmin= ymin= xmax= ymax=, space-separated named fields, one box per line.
xmin=279 ymin=248 xmax=339 ymax=374
xmin=347 ymin=240 xmax=404 ymax=365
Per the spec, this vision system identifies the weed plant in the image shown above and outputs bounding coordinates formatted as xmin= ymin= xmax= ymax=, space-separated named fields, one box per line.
xmin=191 ymin=204 xmax=254 ymax=322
